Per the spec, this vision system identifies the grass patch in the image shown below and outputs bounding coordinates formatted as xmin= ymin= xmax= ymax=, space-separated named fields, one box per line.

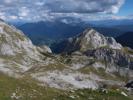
xmin=55 ymin=89 xmax=131 ymax=100
xmin=0 ymin=73 xmax=132 ymax=100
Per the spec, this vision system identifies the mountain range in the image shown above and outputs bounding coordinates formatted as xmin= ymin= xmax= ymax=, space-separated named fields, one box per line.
xmin=116 ymin=32 xmax=133 ymax=49
xmin=17 ymin=19 xmax=133 ymax=47
xmin=0 ymin=19 xmax=133 ymax=99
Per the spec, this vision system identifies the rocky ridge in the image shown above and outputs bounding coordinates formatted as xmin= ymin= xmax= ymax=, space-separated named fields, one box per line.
xmin=57 ymin=28 xmax=122 ymax=53
xmin=31 ymin=29 xmax=133 ymax=90
xmin=0 ymin=20 xmax=53 ymax=76
xmin=0 ymin=20 xmax=132 ymax=91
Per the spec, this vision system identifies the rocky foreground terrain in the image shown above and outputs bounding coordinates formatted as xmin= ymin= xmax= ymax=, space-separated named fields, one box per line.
xmin=0 ymin=20 xmax=133 ymax=100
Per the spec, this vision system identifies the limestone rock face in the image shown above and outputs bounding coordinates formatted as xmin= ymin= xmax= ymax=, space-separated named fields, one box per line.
xmin=66 ymin=28 xmax=122 ymax=52
xmin=0 ymin=20 xmax=43 ymax=74
xmin=51 ymin=28 xmax=133 ymax=78
xmin=0 ymin=21 xmax=40 ymax=58
xmin=84 ymin=48 xmax=133 ymax=74
xmin=53 ymin=28 xmax=122 ymax=53
xmin=37 ymin=45 xmax=52 ymax=54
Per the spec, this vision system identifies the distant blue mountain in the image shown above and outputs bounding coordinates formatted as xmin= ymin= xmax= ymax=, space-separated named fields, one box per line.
xmin=90 ymin=19 xmax=133 ymax=27
xmin=113 ymin=25 xmax=133 ymax=33
xmin=116 ymin=32 xmax=133 ymax=49
xmin=18 ymin=21 xmax=88 ymax=46
xmin=17 ymin=19 xmax=127 ymax=46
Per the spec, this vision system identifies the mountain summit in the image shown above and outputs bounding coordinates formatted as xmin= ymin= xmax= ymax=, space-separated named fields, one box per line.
xmin=52 ymin=28 xmax=122 ymax=53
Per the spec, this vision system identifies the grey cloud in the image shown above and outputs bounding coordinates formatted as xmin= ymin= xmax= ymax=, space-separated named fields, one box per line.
xmin=0 ymin=0 xmax=125 ymax=21
xmin=44 ymin=0 xmax=124 ymax=13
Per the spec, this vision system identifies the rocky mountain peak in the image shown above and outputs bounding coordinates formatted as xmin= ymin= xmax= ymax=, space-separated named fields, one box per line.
xmin=0 ymin=21 xmax=44 ymax=74
xmin=57 ymin=28 xmax=122 ymax=53
xmin=0 ymin=21 xmax=38 ymax=56
xmin=75 ymin=28 xmax=122 ymax=51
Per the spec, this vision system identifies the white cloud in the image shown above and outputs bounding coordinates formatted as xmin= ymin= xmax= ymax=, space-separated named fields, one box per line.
xmin=19 ymin=7 xmax=29 ymax=17
xmin=4 ymin=0 xmax=12 ymax=4
xmin=44 ymin=0 xmax=125 ymax=14
xmin=0 ymin=0 xmax=126 ymax=21
xmin=9 ymin=15 xmax=18 ymax=20
xmin=35 ymin=2 xmax=44 ymax=6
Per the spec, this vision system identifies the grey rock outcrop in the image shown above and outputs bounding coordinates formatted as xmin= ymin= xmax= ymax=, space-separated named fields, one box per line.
xmin=54 ymin=28 xmax=133 ymax=78
xmin=0 ymin=20 xmax=44 ymax=74
xmin=37 ymin=45 xmax=52 ymax=54
xmin=61 ymin=28 xmax=122 ymax=53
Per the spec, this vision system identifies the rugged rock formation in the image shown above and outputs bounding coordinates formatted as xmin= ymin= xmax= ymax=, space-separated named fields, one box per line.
xmin=85 ymin=48 xmax=131 ymax=67
xmin=52 ymin=28 xmax=133 ymax=78
xmin=0 ymin=20 xmax=133 ymax=91
xmin=52 ymin=28 xmax=122 ymax=53
xmin=71 ymin=28 xmax=122 ymax=51
xmin=37 ymin=45 xmax=52 ymax=54
xmin=84 ymin=48 xmax=133 ymax=76
xmin=30 ymin=28 xmax=132 ymax=90
xmin=0 ymin=20 xmax=44 ymax=75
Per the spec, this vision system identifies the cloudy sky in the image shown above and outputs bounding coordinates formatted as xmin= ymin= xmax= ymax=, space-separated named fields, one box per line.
xmin=0 ymin=0 xmax=132 ymax=22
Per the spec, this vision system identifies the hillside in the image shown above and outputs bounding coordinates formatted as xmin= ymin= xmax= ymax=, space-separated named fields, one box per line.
xmin=0 ymin=73 xmax=131 ymax=100
xmin=0 ymin=20 xmax=133 ymax=99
